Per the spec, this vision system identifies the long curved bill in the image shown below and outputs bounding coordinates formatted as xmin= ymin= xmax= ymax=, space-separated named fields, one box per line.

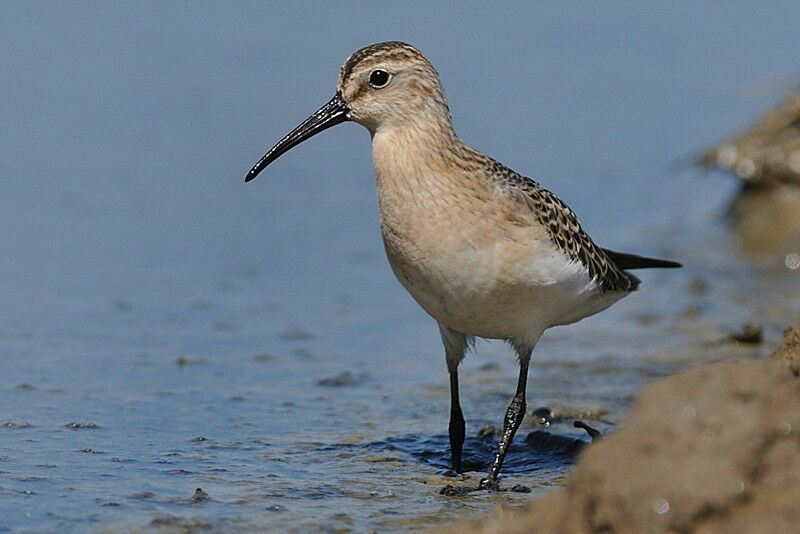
xmin=245 ymin=92 xmax=350 ymax=182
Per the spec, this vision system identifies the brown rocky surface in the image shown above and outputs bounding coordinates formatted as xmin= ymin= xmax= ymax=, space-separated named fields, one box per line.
xmin=439 ymin=326 xmax=800 ymax=534
xmin=700 ymin=90 xmax=800 ymax=186
xmin=770 ymin=325 xmax=800 ymax=370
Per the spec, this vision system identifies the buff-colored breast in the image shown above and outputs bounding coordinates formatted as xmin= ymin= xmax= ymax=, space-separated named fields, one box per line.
xmin=371 ymin=124 xmax=613 ymax=344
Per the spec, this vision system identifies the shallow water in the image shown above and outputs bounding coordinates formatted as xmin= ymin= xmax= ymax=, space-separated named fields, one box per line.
xmin=2 ymin=3 xmax=800 ymax=532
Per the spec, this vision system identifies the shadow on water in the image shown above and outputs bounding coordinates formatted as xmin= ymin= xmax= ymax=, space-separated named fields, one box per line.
xmin=364 ymin=429 xmax=588 ymax=474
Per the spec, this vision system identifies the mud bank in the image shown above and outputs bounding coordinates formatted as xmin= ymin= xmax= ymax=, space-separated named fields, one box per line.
xmin=440 ymin=326 xmax=800 ymax=534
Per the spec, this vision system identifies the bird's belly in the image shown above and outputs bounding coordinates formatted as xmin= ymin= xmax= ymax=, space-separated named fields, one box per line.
xmin=381 ymin=220 xmax=609 ymax=343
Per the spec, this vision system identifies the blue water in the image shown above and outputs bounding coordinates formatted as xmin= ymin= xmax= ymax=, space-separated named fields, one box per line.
xmin=2 ymin=2 xmax=799 ymax=531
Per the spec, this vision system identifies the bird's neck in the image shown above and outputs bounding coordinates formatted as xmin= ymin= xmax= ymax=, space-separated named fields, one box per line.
xmin=371 ymin=108 xmax=471 ymax=182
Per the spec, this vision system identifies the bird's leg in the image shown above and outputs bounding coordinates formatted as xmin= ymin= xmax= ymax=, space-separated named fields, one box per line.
xmin=478 ymin=349 xmax=531 ymax=490
xmin=439 ymin=324 xmax=468 ymax=474
xmin=448 ymin=365 xmax=465 ymax=473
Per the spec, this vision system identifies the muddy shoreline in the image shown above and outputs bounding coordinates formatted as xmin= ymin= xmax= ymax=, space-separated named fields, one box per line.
xmin=438 ymin=326 xmax=800 ymax=533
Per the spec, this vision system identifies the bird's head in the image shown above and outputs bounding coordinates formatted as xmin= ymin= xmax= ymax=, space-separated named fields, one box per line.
xmin=245 ymin=41 xmax=449 ymax=182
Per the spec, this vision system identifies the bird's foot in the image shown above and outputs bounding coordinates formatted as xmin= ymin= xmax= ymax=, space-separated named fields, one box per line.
xmin=476 ymin=477 xmax=501 ymax=492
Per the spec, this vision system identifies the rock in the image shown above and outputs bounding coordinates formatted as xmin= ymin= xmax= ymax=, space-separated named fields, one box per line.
xmin=192 ymin=487 xmax=212 ymax=503
xmin=438 ymin=327 xmax=800 ymax=533
xmin=770 ymin=326 xmax=800 ymax=376
xmin=699 ymin=90 xmax=800 ymax=187
xmin=728 ymin=323 xmax=762 ymax=344
xmin=771 ymin=326 xmax=800 ymax=363
xmin=317 ymin=371 xmax=365 ymax=387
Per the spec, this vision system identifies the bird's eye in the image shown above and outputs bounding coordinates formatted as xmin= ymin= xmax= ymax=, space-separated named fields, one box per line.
xmin=369 ymin=69 xmax=391 ymax=88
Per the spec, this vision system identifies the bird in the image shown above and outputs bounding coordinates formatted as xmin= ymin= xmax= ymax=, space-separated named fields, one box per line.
xmin=244 ymin=41 xmax=681 ymax=490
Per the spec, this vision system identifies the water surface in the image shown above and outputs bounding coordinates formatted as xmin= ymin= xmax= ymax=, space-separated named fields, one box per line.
xmin=2 ymin=2 xmax=799 ymax=532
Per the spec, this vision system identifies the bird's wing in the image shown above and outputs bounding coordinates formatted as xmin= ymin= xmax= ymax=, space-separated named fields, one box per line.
xmin=487 ymin=159 xmax=640 ymax=292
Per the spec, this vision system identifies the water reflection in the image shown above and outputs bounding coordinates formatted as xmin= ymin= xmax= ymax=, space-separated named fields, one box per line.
xmin=701 ymin=88 xmax=800 ymax=256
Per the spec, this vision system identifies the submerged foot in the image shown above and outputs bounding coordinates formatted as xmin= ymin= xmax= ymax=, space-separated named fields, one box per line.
xmin=476 ymin=477 xmax=501 ymax=492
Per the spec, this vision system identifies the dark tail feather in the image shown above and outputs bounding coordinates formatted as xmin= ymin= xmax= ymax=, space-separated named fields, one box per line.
xmin=602 ymin=248 xmax=682 ymax=270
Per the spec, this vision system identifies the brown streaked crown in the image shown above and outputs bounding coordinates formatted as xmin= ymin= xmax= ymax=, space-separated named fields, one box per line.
xmin=338 ymin=41 xmax=429 ymax=88
xmin=334 ymin=41 xmax=452 ymax=131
